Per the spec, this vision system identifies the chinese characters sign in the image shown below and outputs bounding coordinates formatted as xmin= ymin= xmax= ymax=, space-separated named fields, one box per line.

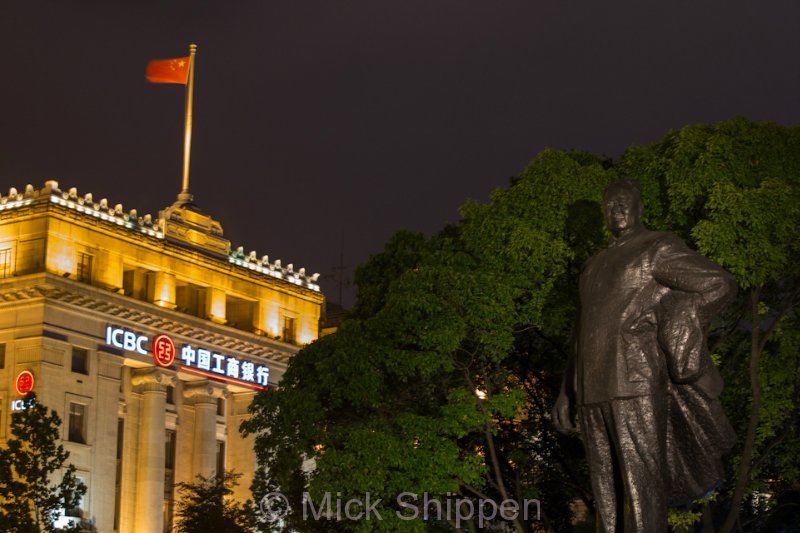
xmin=178 ymin=345 xmax=269 ymax=385
xmin=105 ymin=325 xmax=269 ymax=390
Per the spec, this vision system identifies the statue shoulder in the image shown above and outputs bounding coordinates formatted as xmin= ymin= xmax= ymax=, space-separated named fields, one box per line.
xmin=583 ymin=246 xmax=607 ymax=269
xmin=650 ymin=231 xmax=689 ymax=251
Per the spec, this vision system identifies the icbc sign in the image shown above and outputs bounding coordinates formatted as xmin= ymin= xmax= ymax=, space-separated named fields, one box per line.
xmin=104 ymin=325 xmax=269 ymax=390
xmin=152 ymin=334 xmax=176 ymax=367
xmin=15 ymin=370 xmax=35 ymax=395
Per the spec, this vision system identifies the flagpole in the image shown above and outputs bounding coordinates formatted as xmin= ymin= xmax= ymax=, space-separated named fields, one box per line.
xmin=179 ymin=43 xmax=197 ymax=201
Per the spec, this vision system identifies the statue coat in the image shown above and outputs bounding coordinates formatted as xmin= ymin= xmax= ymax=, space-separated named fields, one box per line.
xmin=571 ymin=228 xmax=737 ymax=504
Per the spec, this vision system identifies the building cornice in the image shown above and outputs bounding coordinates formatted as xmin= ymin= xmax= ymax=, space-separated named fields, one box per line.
xmin=0 ymin=274 xmax=297 ymax=364
xmin=0 ymin=180 xmax=323 ymax=295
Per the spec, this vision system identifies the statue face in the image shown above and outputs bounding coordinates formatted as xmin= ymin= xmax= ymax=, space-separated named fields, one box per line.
xmin=603 ymin=189 xmax=641 ymax=236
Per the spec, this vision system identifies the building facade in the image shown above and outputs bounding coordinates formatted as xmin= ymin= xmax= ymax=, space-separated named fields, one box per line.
xmin=0 ymin=181 xmax=324 ymax=532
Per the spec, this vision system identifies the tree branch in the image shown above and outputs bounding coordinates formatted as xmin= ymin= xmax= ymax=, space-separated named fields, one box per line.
xmin=757 ymin=284 xmax=800 ymax=354
xmin=721 ymin=287 xmax=763 ymax=533
xmin=462 ymin=369 xmax=526 ymax=533
xmin=749 ymin=420 xmax=795 ymax=473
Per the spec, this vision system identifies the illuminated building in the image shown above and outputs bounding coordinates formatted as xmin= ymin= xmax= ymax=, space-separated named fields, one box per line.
xmin=0 ymin=181 xmax=324 ymax=532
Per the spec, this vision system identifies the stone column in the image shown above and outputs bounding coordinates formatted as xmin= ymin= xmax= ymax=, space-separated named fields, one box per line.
xmin=131 ymin=367 xmax=174 ymax=533
xmin=184 ymin=381 xmax=227 ymax=478
xmin=229 ymin=391 xmax=258 ymax=503
xmin=150 ymin=271 xmax=176 ymax=309
xmin=93 ymin=352 xmax=122 ymax=533
xmin=207 ymin=287 xmax=227 ymax=324
xmin=94 ymin=248 xmax=122 ymax=291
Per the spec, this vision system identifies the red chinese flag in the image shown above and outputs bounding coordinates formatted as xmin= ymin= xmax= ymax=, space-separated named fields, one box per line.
xmin=146 ymin=56 xmax=190 ymax=84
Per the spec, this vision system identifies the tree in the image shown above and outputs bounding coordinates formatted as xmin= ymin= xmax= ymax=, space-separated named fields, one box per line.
xmin=0 ymin=393 xmax=86 ymax=533
xmin=617 ymin=118 xmax=800 ymax=531
xmin=173 ymin=471 xmax=254 ymax=533
xmin=243 ymin=152 xmax=612 ymax=532
xmin=244 ymin=118 xmax=800 ymax=532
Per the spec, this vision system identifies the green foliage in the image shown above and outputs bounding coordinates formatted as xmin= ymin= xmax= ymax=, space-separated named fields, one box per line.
xmin=692 ymin=179 xmax=800 ymax=288
xmin=244 ymin=148 xmax=612 ymax=532
xmin=0 ymin=393 xmax=86 ymax=533
xmin=173 ymin=471 xmax=254 ymax=533
xmin=245 ymin=118 xmax=800 ymax=532
xmin=668 ymin=491 xmax=718 ymax=532
xmin=351 ymin=230 xmax=429 ymax=319
xmin=618 ymin=118 xmax=800 ymax=532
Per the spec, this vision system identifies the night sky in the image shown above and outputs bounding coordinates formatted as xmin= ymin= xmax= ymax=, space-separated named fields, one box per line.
xmin=1 ymin=1 xmax=798 ymax=307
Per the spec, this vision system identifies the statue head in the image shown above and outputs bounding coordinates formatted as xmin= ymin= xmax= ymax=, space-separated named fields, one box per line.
xmin=602 ymin=180 xmax=644 ymax=237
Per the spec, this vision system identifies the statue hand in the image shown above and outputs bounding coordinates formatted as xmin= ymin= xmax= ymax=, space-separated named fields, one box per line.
xmin=552 ymin=391 xmax=577 ymax=434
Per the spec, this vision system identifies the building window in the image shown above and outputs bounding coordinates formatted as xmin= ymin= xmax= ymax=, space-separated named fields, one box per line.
xmin=175 ymin=281 xmax=208 ymax=319
xmin=164 ymin=429 xmax=177 ymax=532
xmin=65 ymin=475 xmax=86 ymax=519
xmin=15 ymin=238 xmax=44 ymax=275
xmin=68 ymin=403 xmax=86 ymax=444
xmin=215 ymin=440 xmax=225 ymax=478
xmin=76 ymin=252 xmax=92 ymax=283
xmin=282 ymin=316 xmax=296 ymax=344
xmin=114 ymin=419 xmax=124 ymax=531
xmin=0 ymin=343 xmax=5 ymax=369
xmin=216 ymin=397 xmax=225 ymax=417
xmin=225 ymin=295 xmax=255 ymax=331
xmin=166 ymin=385 xmax=175 ymax=405
xmin=0 ymin=248 xmax=11 ymax=279
xmin=71 ymin=348 xmax=88 ymax=375
xmin=123 ymin=266 xmax=152 ymax=301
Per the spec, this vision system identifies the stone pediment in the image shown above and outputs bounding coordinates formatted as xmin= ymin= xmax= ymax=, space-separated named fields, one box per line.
xmin=159 ymin=196 xmax=231 ymax=258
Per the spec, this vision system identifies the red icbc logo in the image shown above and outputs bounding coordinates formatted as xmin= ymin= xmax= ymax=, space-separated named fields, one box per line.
xmin=15 ymin=370 xmax=35 ymax=395
xmin=152 ymin=334 xmax=176 ymax=367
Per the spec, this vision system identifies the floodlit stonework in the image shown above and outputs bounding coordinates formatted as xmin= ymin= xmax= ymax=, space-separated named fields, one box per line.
xmin=0 ymin=181 xmax=324 ymax=532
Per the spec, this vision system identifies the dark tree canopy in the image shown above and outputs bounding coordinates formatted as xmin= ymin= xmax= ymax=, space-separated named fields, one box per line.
xmin=0 ymin=393 xmax=86 ymax=533
xmin=173 ymin=471 xmax=254 ymax=533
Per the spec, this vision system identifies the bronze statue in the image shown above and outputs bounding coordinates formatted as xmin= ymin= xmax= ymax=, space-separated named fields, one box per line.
xmin=553 ymin=180 xmax=737 ymax=532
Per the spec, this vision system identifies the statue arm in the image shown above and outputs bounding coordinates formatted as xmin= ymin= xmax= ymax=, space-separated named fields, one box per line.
xmin=552 ymin=327 xmax=578 ymax=433
xmin=652 ymin=235 xmax=737 ymax=322
xmin=652 ymin=235 xmax=737 ymax=383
